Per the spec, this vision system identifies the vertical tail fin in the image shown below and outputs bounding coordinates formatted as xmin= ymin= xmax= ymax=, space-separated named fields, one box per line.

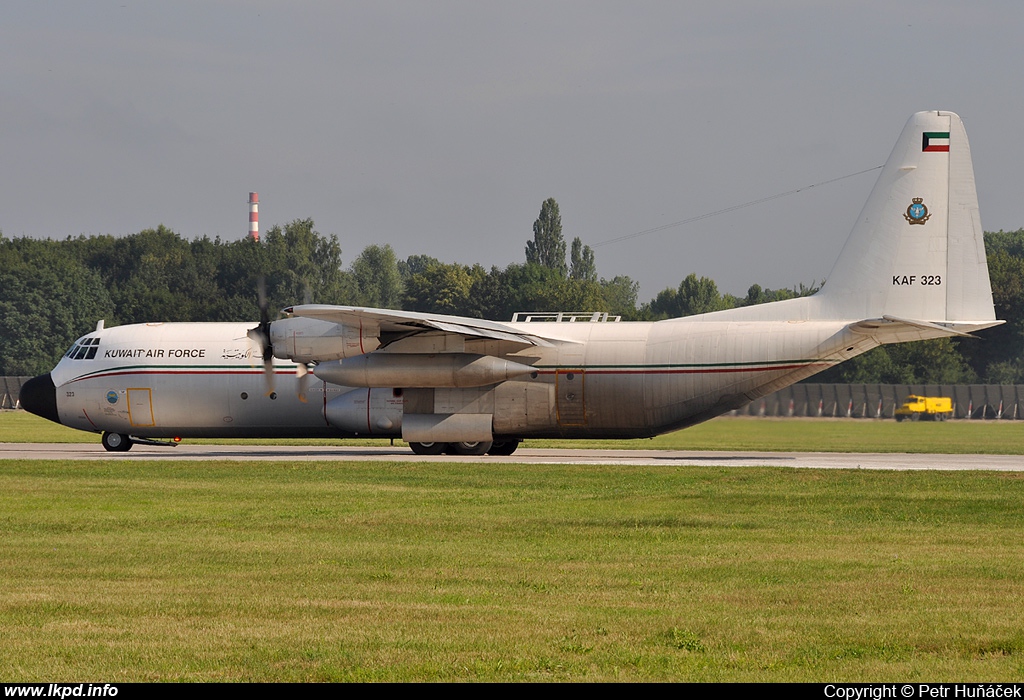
xmin=819 ymin=111 xmax=996 ymax=323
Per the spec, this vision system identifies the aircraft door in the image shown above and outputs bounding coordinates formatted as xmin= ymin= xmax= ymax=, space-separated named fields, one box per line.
xmin=556 ymin=370 xmax=586 ymax=426
xmin=127 ymin=388 xmax=155 ymax=427
xmin=556 ymin=342 xmax=586 ymax=426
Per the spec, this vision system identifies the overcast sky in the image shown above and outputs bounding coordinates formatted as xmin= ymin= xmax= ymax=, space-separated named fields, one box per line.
xmin=3 ymin=1 xmax=1022 ymax=302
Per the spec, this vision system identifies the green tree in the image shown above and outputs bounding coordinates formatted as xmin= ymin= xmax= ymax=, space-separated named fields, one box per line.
xmin=743 ymin=283 xmax=796 ymax=306
xmin=464 ymin=265 xmax=516 ymax=320
xmin=525 ymin=198 xmax=567 ymax=275
xmin=261 ymin=219 xmax=349 ymax=308
xmin=600 ymin=276 xmax=640 ymax=319
xmin=71 ymin=225 xmax=201 ymax=323
xmin=403 ymin=262 xmax=478 ymax=315
xmin=556 ymin=278 xmax=607 ymax=312
xmin=741 ymin=281 xmax=819 ymax=307
xmin=69 ymin=226 xmax=258 ymax=323
xmin=649 ymin=273 xmax=730 ymax=319
xmin=985 ymin=358 xmax=1024 ymax=384
xmin=963 ymin=230 xmax=1024 ymax=381
xmin=569 ymin=237 xmax=596 ymax=282
xmin=398 ymin=254 xmax=442 ymax=281
xmin=350 ymin=244 xmax=403 ymax=308
xmin=815 ymin=338 xmax=976 ymax=385
xmin=208 ymin=236 xmax=270 ymax=321
xmin=0 ymin=235 xmax=115 ymax=375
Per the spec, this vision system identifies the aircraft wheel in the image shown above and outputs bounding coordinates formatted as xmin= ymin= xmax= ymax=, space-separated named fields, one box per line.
xmin=409 ymin=441 xmax=446 ymax=456
xmin=447 ymin=441 xmax=493 ymax=456
xmin=101 ymin=432 xmax=133 ymax=452
xmin=487 ymin=440 xmax=520 ymax=456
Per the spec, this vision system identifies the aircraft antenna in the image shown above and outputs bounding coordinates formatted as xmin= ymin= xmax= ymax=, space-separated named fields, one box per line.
xmin=593 ymin=165 xmax=882 ymax=248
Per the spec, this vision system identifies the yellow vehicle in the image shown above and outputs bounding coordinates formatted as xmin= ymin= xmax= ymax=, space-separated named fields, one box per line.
xmin=894 ymin=395 xmax=953 ymax=422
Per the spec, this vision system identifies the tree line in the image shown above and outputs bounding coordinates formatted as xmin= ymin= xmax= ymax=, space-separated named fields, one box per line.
xmin=2 ymin=198 xmax=1023 ymax=383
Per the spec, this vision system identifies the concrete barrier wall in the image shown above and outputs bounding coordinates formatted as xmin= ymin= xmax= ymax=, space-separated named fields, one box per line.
xmin=742 ymin=384 xmax=1024 ymax=419
xmin=1 ymin=377 xmax=31 ymax=410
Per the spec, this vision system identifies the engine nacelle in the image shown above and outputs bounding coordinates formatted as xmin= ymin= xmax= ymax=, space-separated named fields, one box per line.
xmin=325 ymin=387 xmax=404 ymax=436
xmin=270 ymin=316 xmax=380 ymax=362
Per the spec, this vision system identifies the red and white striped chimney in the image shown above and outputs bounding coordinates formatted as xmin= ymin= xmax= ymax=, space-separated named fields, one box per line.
xmin=248 ymin=192 xmax=259 ymax=241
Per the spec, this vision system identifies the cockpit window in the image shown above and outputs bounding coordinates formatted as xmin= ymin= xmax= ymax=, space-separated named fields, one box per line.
xmin=65 ymin=337 xmax=100 ymax=360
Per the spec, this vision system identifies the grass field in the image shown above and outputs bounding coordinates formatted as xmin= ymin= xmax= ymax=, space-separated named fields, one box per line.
xmin=3 ymin=408 xmax=1024 ymax=454
xmin=4 ymin=409 xmax=1022 ymax=681
xmin=2 ymin=459 xmax=1023 ymax=681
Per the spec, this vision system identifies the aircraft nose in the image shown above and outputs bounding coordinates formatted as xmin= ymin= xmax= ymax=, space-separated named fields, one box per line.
xmin=19 ymin=373 xmax=61 ymax=425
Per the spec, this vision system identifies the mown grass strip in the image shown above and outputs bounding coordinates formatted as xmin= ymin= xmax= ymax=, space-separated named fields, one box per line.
xmin=5 ymin=409 xmax=1024 ymax=454
xmin=2 ymin=460 xmax=1023 ymax=681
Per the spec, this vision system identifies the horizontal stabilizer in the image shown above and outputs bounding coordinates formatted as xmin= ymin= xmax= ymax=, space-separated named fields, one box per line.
xmin=848 ymin=315 xmax=1003 ymax=344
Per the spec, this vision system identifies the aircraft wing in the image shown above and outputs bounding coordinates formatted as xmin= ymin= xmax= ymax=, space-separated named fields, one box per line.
xmin=282 ymin=304 xmax=556 ymax=348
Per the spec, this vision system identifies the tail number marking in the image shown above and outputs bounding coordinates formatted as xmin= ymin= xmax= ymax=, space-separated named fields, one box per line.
xmin=892 ymin=275 xmax=941 ymax=286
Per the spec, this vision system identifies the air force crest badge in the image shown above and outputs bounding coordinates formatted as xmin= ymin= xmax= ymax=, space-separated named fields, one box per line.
xmin=904 ymin=198 xmax=930 ymax=225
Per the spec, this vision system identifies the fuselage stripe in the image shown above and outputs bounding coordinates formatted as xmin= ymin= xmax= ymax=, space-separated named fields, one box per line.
xmin=534 ymin=362 xmax=830 ymax=376
xmin=68 ymin=360 xmax=832 ymax=385
xmin=534 ymin=358 xmax=829 ymax=370
xmin=70 ymin=368 xmax=299 ymax=383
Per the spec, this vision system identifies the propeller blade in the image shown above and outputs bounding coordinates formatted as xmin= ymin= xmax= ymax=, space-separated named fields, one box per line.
xmin=257 ymin=276 xmax=269 ymax=319
xmin=246 ymin=326 xmax=266 ymax=345
xmin=263 ymin=355 xmax=276 ymax=397
xmin=296 ymin=363 xmax=309 ymax=403
xmin=251 ymin=276 xmax=276 ymax=396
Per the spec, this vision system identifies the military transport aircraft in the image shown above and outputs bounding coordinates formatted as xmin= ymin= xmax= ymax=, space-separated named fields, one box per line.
xmin=20 ymin=111 xmax=1001 ymax=455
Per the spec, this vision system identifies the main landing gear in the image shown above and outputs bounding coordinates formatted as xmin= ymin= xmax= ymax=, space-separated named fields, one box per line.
xmin=486 ymin=440 xmax=520 ymax=456
xmin=101 ymin=431 xmax=133 ymax=452
xmin=408 ymin=440 xmax=521 ymax=456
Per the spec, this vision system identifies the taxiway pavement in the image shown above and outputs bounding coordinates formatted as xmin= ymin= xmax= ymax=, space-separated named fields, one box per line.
xmin=1 ymin=443 xmax=1020 ymax=470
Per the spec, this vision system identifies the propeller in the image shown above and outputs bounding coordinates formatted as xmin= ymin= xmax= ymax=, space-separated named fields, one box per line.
xmin=246 ymin=277 xmax=312 ymax=402
xmin=246 ymin=277 xmax=276 ymax=396
xmin=293 ymin=280 xmax=315 ymax=402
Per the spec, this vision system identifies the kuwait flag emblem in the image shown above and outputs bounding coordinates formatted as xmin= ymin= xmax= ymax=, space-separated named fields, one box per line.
xmin=922 ymin=131 xmax=950 ymax=152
